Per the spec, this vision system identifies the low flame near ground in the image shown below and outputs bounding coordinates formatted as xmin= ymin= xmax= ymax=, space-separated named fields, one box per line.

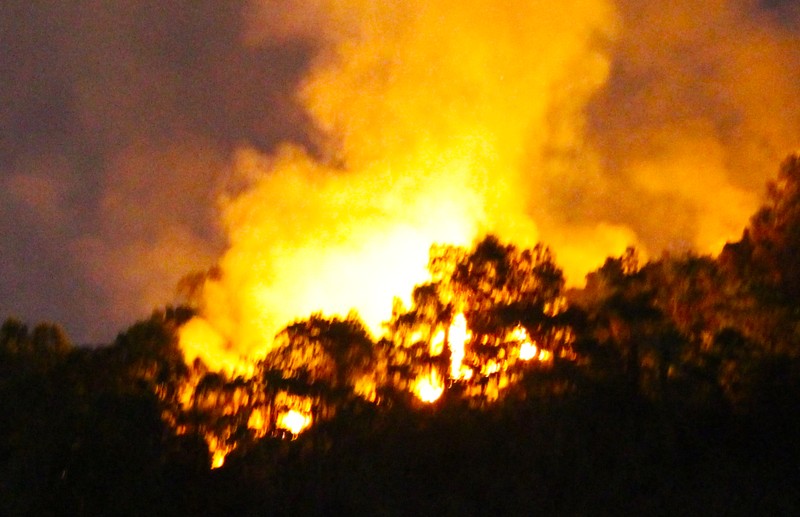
xmin=182 ymin=383 xmax=317 ymax=469
xmin=276 ymin=409 xmax=313 ymax=436
xmin=190 ymin=311 xmax=561 ymax=467
xmin=414 ymin=369 xmax=445 ymax=404
xmin=411 ymin=317 xmax=554 ymax=403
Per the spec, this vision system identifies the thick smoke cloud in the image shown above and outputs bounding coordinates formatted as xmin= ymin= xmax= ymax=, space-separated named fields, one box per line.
xmin=1 ymin=0 xmax=799 ymax=347
xmin=584 ymin=0 xmax=800 ymax=253
xmin=1 ymin=1 xmax=313 ymax=342
xmin=178 ymin=0 xmax=628 ymax=364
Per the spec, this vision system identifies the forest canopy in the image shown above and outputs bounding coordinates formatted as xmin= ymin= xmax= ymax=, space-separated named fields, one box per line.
xmin=2 ymin=155 xmax=800 ymax=515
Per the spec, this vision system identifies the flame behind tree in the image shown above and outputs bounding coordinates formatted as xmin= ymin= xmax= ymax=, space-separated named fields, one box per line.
xmin=414 ymin=368 xmax=445 ymax=403
xmin=178 ymin=0 xmax=636 ymax=371
xmin=189 ymin=235 xmax=573 ymax=467
xmin=263 ymin=314 xmax=381 ymax=401
xmin=172 ymin=0 xmax=633 ymax=459
xmin=389 ymin=236 xmax=570 ymax=402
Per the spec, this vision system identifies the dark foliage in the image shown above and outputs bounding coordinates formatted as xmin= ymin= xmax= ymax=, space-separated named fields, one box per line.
xmin=3 ymin=157 xmax=800 ymax=515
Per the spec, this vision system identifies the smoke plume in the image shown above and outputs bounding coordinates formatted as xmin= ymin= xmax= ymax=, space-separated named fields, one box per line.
xmin=1 ymin=0 xmax=798 ymax=352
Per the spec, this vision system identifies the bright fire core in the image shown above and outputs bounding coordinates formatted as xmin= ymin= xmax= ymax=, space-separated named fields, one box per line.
xmin=172 ymin=0 xmax=657 ymax=468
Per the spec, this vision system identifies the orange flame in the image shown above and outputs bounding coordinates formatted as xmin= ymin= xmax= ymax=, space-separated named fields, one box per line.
xmin=276 ymin=409 xmax=313 ymax=435
xmin=512 ymin=326 xmax=553 ymax=363
xmin=179 ymin=0 xmax=631 ymax=371
xmin=411 ymin=315 xmax=564 ymax=403
xmin=414 ymin=368 xmax=445 ymax=403
xmin=247 ymin=407 xmax=268 ymax=438
xmin=174 ymin=0 xmax=614 ymax=453
xmin=448 ymin=313 xmax=472 ymax=380
xmin=207 ymin=436 xmax=233 ymax=469
xmin=211 ymin=451 xmax=226 ymax=469
xmin=518 ymin=341 xmax=538 ymax=361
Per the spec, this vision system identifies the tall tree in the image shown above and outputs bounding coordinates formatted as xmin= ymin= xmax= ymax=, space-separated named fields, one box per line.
xmin=728 ymin=154 xmax=800 ymax=304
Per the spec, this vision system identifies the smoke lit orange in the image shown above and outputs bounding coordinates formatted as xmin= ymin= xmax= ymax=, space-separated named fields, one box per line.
xmin=178 ymin=0 xmax=635 ymax=372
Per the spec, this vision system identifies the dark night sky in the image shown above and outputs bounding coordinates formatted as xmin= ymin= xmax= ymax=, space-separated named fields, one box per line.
xmin=1 ymin=0 xmax=799 ymax=344
xmin=0 ymin=1 xmax=316 ymax=342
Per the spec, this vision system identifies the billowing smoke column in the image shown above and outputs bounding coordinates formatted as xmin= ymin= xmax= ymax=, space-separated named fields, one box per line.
xmin=179 ymin=0 xmax=640 ymax=367
xmin=4 ymin=1 xmax=796 ymax=349
xmin=179 ymin=0 xmax=800 ymax=368
xmin=584 ymin=0 xmax=800 ymax=255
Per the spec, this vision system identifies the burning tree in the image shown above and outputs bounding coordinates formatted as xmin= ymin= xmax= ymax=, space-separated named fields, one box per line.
xmin=387 ymin=235 xmax=574 ymax=402
xmin=172 ymin=235 xmax=583 ymax=466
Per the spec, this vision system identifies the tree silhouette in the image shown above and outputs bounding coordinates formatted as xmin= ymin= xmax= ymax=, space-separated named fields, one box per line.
xmin=0 ymin=318 xmax=31 ymax=358
xmin=6 ymin=156 xmax=800 ymax=513
xmin=269 ymin=315 xmax=374 ymax=386
xmin=386 ymin=235 xmax=572 ymax=402
xmin=747 ymin=154 xmax=800 ymax=303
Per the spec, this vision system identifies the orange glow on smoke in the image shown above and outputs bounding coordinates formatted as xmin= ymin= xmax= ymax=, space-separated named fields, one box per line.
xmin=178 ymin=316 xmax=256 ymax=375
xmin=174 ymin=0 xmax=625 ymax=455
xmin=179 ymin=0 xmax=630 ymax=368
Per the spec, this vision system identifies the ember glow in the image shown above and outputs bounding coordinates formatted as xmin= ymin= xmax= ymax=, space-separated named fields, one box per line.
xmin=414 ymin=369 xmax=445 ymax=403
xmin=276 ymin=410 xmax=313 ymax=436
xmin=448 ymin=314 xmax=472 ymax=381
xmin=209 ymin=438 xmax=233 ymax=470
xmin=409 ymin=312 xmax=560 ymax=404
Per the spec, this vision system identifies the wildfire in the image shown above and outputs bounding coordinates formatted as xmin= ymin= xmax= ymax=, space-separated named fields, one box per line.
xmin=207 ymin=436 xmax=233 ymax=469
xmin=247 ymin=407 xmax=268 ymax=437
xmin=414 ymin=368 xmax=445 ymax=403
xmin=177 ymin=0 xmax=633 ymax=378
xmin=448 ymin=313 xmax=472 ymax=380
xmin=411 ymin=315 xmax=561 ymax=403
xmin=172 ymin=250 xmax=575 ymax=467
xmin=171 ymin=0 xmax=608 ymax=461
xmin=513 ymin=326 xmax=554 ymax=363
xmin=276 ymin=409 xmax=313 ymax=435
xmin=132 ymin=0 xmax=781 ymax=472
xmin=518 ymin=342 xmax=538 ymax=361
